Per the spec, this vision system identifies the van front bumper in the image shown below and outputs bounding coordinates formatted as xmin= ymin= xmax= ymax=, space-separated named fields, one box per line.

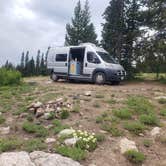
xmin=105 ymin=69 xmax=126 ymax=82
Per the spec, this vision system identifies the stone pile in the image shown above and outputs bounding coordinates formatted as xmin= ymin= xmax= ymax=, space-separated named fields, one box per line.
xmin=28 ymin=98 xmax=72 ymax=119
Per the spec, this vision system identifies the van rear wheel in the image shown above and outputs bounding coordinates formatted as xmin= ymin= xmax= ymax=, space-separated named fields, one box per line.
xmin=51 ymin=73 xmax=59 ymax=82
xmin=94 ymin=72 xmax=106 ymax=85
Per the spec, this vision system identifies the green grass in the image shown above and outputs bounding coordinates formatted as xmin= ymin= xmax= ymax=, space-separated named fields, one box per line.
xmin=95 ymin=94 xmax=104 ymax=98
xmin=105 ymin=99 xmax=116 ymax=105
xmin=55 ymin=146 xmax=86 ymax=161
xmin=124 ymin=150 xmax=145 ymax=164
xmin=160 ymin=109 xmax=166 ymax=117
xmin=22 ymin=138 xmax=46 ymax=152
xmin=0 ymin=137 xmax=22 ymax=152
xmin=113 ymin=108 xmax=132 ymax=120
xmin=22 ymin=121 xmax=48 ymax=137
xmin=52 ymin=120 xmax=69 ymax=134
xmin=139 ymin=114 xmax=159 ymax=126
xmin=95 ymin=134 xmax=105 ymax=142
xmin=101 ymin=123 xmax=123 ymax=136
xmin=124 ymin=121 xmax=145 ymax=135
xmin=127 ymin=96 xmax=154 ymax=115
xmin=143 ymin=139 xmax=152 ymax=147
xmin=60 ymin=109 xmax=70 ymax=119
xmin=0 ymin=115 xmax=5 ymax=124
xmin=158 ymin=98 xmax=166 ymax=104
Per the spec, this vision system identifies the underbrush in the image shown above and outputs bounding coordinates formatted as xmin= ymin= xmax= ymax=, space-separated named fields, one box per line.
xmin=0 ymin=68 xmax=22 ymax=86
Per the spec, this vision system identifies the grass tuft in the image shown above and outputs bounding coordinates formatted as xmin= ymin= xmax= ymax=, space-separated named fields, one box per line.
xmin=113 ymin=108 xmax=132 ymax=120
xmin=139 ymin=114 xmax=159 ymax=126
xmin=124 ymin=150 xmax=145 ymax=164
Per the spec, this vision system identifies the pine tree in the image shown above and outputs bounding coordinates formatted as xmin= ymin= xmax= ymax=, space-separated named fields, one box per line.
xmin=40 ymin=53 xmax=45 ymax=75
xmin=65 ymin=0 xmax=98 ymax=45
xmin=36 ymin=50 xmax=41 ymax=76
xmin=102 ymin=0 xmax=126 ymax=61
xmin=24 ymin=51 xmax=29 ymax=76
xmin=29 ymin=57 xmax=35 ymax=76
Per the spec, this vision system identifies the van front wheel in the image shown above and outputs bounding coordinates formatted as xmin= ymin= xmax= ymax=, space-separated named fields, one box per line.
xmin=51 ymin=73 xmax=59 ymax=82
xmin=94 ymin=72 xmax=106 ymax=85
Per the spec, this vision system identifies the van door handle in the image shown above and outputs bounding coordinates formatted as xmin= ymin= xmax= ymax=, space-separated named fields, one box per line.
xmin=65 ymin=63 xmax=67 ymax=66
xmin=85 ymin=63 xmax=87 ymax=67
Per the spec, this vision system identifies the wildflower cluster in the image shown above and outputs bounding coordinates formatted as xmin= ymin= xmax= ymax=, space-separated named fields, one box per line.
xmin=73 ymin=130 xmax=97 ymax=151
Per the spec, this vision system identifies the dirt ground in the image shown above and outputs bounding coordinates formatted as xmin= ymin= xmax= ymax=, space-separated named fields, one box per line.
xmin=25 ymin=77 xmax=166 ymax=166
xmin=1 ymin=77 xmax=166 ymax=166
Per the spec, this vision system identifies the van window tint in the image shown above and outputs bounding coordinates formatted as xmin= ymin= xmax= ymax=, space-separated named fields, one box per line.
xmin=56 ymin=54 xmax=67 ymax=62
xmin=87 ymin=52 xmax=100 ymax=64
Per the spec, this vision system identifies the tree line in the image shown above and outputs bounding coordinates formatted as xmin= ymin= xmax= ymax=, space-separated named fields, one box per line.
xmin=3 ymin=0 xmax=166 ymax=78
xmin=4 ymin=48 xmax=50 ymax=77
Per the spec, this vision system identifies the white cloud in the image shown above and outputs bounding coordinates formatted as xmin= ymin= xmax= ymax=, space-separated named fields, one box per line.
xmin=0 ymin=0 xmax=109 ymax=65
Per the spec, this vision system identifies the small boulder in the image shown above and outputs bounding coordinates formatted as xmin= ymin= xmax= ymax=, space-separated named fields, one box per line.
xmin=119 ymin=138 xmax=138 ymax=154
xmin=35 ymin=108 xmax=45 ymax=118
xmin=58 ymin=129 xmax=75 ymax=137
xmin=150 ymin=127 xmax=161 ymax=137
xmin=45 ymin=138 xmax=56 ymax=144
xmin=0 ymin=126 xmax=10 ymax=135
xmin=84 ymin=91 xmax=92 ymax=96
xmin=64 ymin=137 xmax=79 ymax=146
xmin=33 ymin=101 xmax=43 ymax=108
xmin=56 ymin=98 xmax=63 ymax=102
xmin=45 ymin=108 xmax=55 ymax=113
xmin=29 ymin=107 xmax=35 ymax=113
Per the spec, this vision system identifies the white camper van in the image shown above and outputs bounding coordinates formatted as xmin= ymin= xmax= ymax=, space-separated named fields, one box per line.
xmin=47 ymin=43 xmax=126 ymax=84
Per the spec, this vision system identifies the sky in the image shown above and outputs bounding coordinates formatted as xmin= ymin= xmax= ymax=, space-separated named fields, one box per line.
xmin=0 ymin=0 xmax=109 ymax=65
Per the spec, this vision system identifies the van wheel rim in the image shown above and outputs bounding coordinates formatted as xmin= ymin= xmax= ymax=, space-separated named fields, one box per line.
xmin=96 ymin=75 xmax=103 ymax=83
xmin=52 ymin=74 xmax=57 ymax=81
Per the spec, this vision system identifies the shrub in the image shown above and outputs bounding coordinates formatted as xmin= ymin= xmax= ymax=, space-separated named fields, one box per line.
xmin=22 ymin=122 xmax=48 ymax=137
xmin=0 ymin=68 xmax=22 ymax=86
xmin=60 ymin=109 xmax=70 ymax=119
xmin=73 ymin=130 xmax=97 ymax=151
xmin=127 ymin=96 xmax=154 ymax=115
xmin=55 ymin=146 xmax=86 ymax=161
xmin=23 ymin=139 xmax=46 ymax=152
xmin=95 ymin=134 xmax=105 ymax=142
xmin=124 ymin=121 xmax=145 ymax=135
xmin=124 ymin=150 xmax=145 ymax=164
xmin=113 ymin=108 xmax=132 ymax=119
xmin=160 ymin=109 xmax=166 ymax=117
xmin=139 ymin=114 xmax=159 ymax=126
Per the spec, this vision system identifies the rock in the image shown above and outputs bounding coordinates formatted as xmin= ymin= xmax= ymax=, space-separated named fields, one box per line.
xmin=0 ymin=112 xmax=2 ymax=116
xmin=45 ymin=138 xmax=56 ymax=144
xmin=30 ymin=151 xmax=81 ymax=166
xmin=119 ymin=138 xmax=138 ymax=154
xmin=154 ymin=96 xmax=166 ymax=100
xmin=56 ymin=98 xmax=63 ymax=102
xmin=20 ymin=113 xmax=28 ymax=118
xmin=0 ymin=151 xmax=35 ymax=166
xmin=33 ymin=101 xmax=43 ymax=108
xmin=43 ymin=113 xmax=52 ymax=120
xmin=29 ymin=107 xmax=35 ymax=113
xmin=45 ymin=124 xmax=54 ymax=129
xmin=84 ymin=91 xmax=92 ymax=96
xmin=150 ymin=127 xmax=161 ymax=137
xmin=47 ymin=100 xmax=56 ymax=104
xmin=45 ymin=108 xmax=55 ymax=113
xmin=64 ymin=137 xmax=79 ymax=146
xmin=36 ymin=108 xmax=45 ymax=118
xmin=0 ymin=126 xmax=10 ymax=135
xmin=58 ymin=129 xmax=75 ymax=137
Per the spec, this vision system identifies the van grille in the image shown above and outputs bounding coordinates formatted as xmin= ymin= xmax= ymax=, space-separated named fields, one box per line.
xmin=117 ymin=70 xmax=126 ymax=76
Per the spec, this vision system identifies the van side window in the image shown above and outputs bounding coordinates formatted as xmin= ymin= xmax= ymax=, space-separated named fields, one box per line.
xmin=87 ymin=52 xmax=100 ymax=64
xmin=56 ymin=54 xmax=67 ymax=62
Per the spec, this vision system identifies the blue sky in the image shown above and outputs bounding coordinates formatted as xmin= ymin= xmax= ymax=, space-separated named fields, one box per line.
xmin=0 ymin=0 xmax=109 ymax=65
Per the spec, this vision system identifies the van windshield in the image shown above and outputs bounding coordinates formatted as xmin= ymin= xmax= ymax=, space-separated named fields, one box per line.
xmin=97 ymin=52 xmax=119 ymax=64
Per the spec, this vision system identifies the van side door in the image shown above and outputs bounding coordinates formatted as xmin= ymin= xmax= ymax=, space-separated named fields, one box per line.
xmin=54 ymin=53 xmax=68 ymax=74
xmin=83 ymin=51 xmax=101 ymax=75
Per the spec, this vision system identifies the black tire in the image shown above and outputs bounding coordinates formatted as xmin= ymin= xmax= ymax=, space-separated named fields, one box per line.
xmin=94 ymin=72 xmax=106 ymax=85
xmin=111 ymin=81 xmax=120 ymax=85
xmin=51 ymin=73 xmax=59 ymax=82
